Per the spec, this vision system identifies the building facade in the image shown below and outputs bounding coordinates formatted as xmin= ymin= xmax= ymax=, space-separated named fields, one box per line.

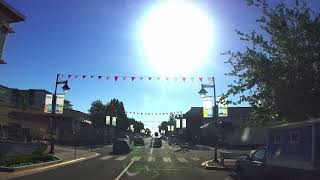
xmin=0 ymin=0 xmax=25 ymax=64
xmin=0 ymin=85 xmax=89 ymax=144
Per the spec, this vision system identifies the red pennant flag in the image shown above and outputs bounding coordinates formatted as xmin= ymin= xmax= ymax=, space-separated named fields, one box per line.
xmin=131 ymin=76 xmax=136 ymax=81
xmin=207 ymin=77 xmax=212 ymax=83
xmin=166 ymin=77 xmax=169 ymax=81
xmin=199 ymin=77 xmax=203 ymax=82
xmin=82 ymin=75 xmax=86 ymax=79
xmin=98 ymin=75 xmax=102 ymax=80
xmin=68 ymin=75 xmax=72 ymax=79
xmin=148 ymin=77 xmax=152 ymax=80
xmin=157 ymin=77 xmax=161 ymax=80
xmin=182 ymin=77 xmax=186 ymax=82
xmin=90 ymin=75 xmax=95 ymax=79
xmin=140 ymin=77 xmax=144 ymax=80
xmin=191 ymin=77 xmax=195 ymax=82
xmin=123 ymin=76 xmax=127 ymax=80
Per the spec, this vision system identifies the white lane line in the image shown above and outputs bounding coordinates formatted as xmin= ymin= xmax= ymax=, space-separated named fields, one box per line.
xmin=191 ymin=157 xmax=200 ymax=161
xmin=131 ymin=156 xmax=141 ymax=161
xmin=115 ymin=156 xmax=127 ymax=161
xmin=177 ymin=157 xmax=188 ymax=162
xmin=99 ymin=155 xmax=112 ymax=160
xmin=148 ymin=156 xmax=155 ymax=162
xmin=163 ymin=157 xmax=171 ymax=162
xmin=114 ymin=161 xmax=135 ymax=180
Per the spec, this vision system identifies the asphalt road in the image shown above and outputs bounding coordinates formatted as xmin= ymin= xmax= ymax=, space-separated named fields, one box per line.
xmin=11 ymin=138 xmax=235 ymax=180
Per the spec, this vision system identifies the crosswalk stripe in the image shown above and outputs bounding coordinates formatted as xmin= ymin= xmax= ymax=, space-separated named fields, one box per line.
xmin=177 ymin=157 xmax=188 ymax=162
xmin=115 ymin=156 xmax=127 ymax=161
xmin=163 ymin=157 xmax=171 ymax=162
xmin=148 ymin=156 xmax=155 ymax=162
xmin=131 ymin=156 xmax=141 ymax=161
xmin=191 ymin=157 xmax=200 ymax=161
xmin=99 ymin=155 xmax=112 ymax=160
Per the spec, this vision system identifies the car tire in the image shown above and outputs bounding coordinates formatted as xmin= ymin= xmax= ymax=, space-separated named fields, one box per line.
xmin=235 ymin=166 xmax=249 ymax=180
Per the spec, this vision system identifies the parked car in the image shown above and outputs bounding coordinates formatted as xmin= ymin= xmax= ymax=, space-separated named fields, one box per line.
xmin=113 ymin=138 xmax=131 ymax=154
xmin=133 ymin=137 xmax=144 ymax=146
xmin=234 ymin=146 xmax=319 ymax=180
xmin=150 ymin=138 xmax=162 ymax=148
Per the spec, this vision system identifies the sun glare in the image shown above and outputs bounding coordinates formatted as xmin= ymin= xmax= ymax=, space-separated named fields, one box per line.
xmin=139 ymin=1 xmax=214 ymax=76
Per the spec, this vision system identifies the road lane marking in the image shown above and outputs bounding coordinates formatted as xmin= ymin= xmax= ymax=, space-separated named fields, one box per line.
xmin=163 ymin=157 xmax=171 ymax=162
xmin=131 ymin=156 xmax=141 ymax=161
xmin=191 ymin=157 xmax=200 ymax=161
xmin=114 ymin=161 xmax=135 ymax=180
xmin=115 ymin=156 xmax=127 ymax=161
xmin=99 ymin=155 xmax=112 ymax=160
xmin=177 ymin=157 xmax=188 ymax=162
xmin=148 ymin=156 xmax=155 ymax=162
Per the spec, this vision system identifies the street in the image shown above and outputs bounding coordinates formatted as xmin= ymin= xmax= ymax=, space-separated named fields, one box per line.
xmin=9 ymin=139 xmax=234 ymax=180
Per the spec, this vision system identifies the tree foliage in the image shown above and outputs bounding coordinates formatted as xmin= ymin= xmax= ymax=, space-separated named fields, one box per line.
xmin=158 ymin=114 xmax=176 ymax=134
xmin=223 ymin=0 xmax=320 ymax=124
xmin=128 ymin=118 xmax=144 ymax=133
xmin=88 ymin=99 xmax=138 ymax=131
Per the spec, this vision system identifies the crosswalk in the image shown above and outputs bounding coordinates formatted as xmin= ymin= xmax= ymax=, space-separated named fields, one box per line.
xmin=99 ymin=155 xmax=202 ymax=163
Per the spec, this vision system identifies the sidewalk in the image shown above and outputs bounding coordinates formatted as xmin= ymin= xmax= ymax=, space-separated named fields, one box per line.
xmin=0 ymin=145 xmax=99 ymax=179
xmin=54 ymin=145 xmax=97 ymax=160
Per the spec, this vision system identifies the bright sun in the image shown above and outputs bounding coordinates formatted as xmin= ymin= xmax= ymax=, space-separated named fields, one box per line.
xmin=139 ymin=1 xmax=214 ymax=76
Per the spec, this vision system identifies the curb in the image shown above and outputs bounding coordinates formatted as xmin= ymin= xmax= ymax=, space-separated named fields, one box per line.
xmin=201 ymin=160 xmax=229 ymax=171
xmin=0 ymin=156 xmax=62 ymax=172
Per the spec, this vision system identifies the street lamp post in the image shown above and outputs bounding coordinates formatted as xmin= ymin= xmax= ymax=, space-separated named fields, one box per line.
xmin=49 ymin=74 xmax=70 ymax=154
xmin=198 ymin=76 xmax=218 ymax=162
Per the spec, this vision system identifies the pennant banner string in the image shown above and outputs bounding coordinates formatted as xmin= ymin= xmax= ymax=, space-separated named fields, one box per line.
xmin=58 ymin=74 xmax=213 ymax=83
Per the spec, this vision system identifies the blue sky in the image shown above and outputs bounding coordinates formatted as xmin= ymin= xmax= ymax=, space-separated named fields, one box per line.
xmin=1 ymin=0 xmax=319 ymax=132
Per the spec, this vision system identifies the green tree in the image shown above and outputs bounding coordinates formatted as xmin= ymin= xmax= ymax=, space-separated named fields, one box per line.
xmin=223 ymin=0 xmax=320 ymax=124
xmin=128 ymin=118 xmax=144 ymax=133
xmin=88 ymin=100 xmax=106 ymax=126
xmin=105 ymin=99 xmax=128 ymax=131
xmin=64 ymin=100 xmax=73 ymax=110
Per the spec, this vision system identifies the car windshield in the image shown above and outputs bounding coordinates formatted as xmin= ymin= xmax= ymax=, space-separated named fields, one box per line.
xmin=1 ymin=0 xmax=319 ymax=180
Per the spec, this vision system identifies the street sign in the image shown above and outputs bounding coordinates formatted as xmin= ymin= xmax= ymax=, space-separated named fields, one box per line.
xmin=203 ymin=96 xmax=213 ymax=118
xmin=44 ymin=94 xmax=53 ymax=113
xmin=55 ymin=94 xmax=64 ymax=114
xmin=112 ymin=117 xmax=117 ymax=126
xmin=217 ymin=96 xmax=228 ymax=117
xmin=106 ymin=116 xmax=111 ymax=125
xmin=182 ymin=119 xmax=187 ymax=128
xmin=176 ymin=119 xmax=180 ymax=128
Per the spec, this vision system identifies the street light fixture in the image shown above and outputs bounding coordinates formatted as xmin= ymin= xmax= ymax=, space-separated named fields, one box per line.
xmin=49 ymin=74 xmax=71 ymax=154
xmin=62 ymin=82 xmax=70 ymax=93
xmin=198 ymin=85 xmax=208 ymax=97
xmin=198 ymin=76 xmax=219 ymax=163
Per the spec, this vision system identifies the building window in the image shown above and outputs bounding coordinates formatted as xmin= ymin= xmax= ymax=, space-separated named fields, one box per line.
xmin=273 ymin=134 xmax=281 ymax=144
xmin=289 ymin=130 xmax=300 ymax=144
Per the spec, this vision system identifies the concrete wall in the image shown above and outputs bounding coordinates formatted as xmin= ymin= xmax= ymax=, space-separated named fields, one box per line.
xmin=0 ymin=141 xmax=47 ymax=155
